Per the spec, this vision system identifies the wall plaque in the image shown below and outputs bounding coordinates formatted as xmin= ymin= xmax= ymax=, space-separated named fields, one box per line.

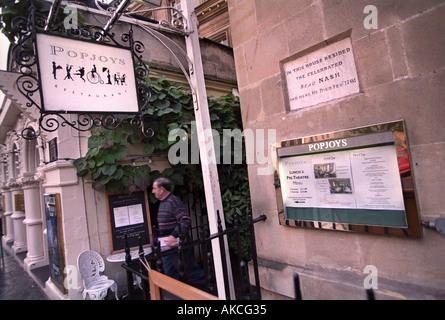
xmin=14 ymin=194 xmax=25 ymax=211
xmin=281 ymin=37 xmax=360 ymax=111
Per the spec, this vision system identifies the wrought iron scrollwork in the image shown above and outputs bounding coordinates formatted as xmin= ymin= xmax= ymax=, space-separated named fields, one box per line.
xmin=21 ymin=126 xmax=40 ymax=141
xmin=34 ymin=113 xmax=155 ymax=139
xmin=12 ymin=2 xmax=154 ymax=139
xmin=11 ymin=6 xmax=45 ymax=112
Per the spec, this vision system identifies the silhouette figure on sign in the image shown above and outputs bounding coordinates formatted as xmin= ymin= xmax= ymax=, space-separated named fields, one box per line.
xmin=74 ymin=66 xmax=86 ymax=82
xmin=64 ymin=64 xmax=74 ymax=81
xmin=52 ymin=61 xmax=63 ymax=80
xmin=87 ymin=64 xmax=104 ymax=84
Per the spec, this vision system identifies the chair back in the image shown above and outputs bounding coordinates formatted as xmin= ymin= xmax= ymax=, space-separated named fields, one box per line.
xmin=77 ymin=250 xmax=106 ymax=288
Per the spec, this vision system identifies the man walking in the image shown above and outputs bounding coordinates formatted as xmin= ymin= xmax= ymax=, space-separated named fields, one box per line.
xmin=152 ymin=177 xmax=206 ymax=289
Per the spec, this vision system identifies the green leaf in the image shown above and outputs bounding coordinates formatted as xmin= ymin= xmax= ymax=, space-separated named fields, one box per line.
xmin=77 ymin=168 xmax=89 ymax=177
xmin=134 ymin=165 xmax=151 ymax=190
xmin=143 ymin=144 xmax=155 ymax=154
xmin=88 ymin=160 xmax=96 ymax=168
xmin=96 ymin=154 xmax=105 ymax=167
xmin=106 ymin=179 xmax=124 ymax=193
xmin=156 ymin=75 xmax=167 ymax=82
xmin=171 ymin=102 xmax=182 ymax=113
xmin=104 ymin=153 xmax=115 ymax=164
xmin=113 ymin=145 xmax=127 ymax=160
xmin=86 ymin=147 xmax=100 ymax=158
xmin=88 ymin=135 xmax=106 ymax=149
xmin=168 ymin=88 xmax=182 ymax=99
xmin=128 ymin=132 xmax=143 ymax=144
xmin=154 ymin=99 xmax=171 ymax=110
xmin=162 ymin=167 xmax=173 ymax=177
xmin=73 ymin=157 xmax=85 ymax=167
xmin=102 ymin=165 xmax=117 ymax=176
xmin=98 ymin=175 xmax=111 ymax=185
xmin=113 ymin=168 xmax=124 ymax=180
xmin=157 ymin=107 xmax=173 ymax=116
xmin=111 ymin=132 xmax=126 ymax=144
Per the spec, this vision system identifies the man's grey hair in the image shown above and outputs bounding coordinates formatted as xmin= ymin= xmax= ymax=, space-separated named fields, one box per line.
xmin=154 ymin=177 xmax=171 ymax=191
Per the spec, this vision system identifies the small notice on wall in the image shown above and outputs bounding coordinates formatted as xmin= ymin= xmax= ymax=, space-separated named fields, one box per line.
xmin=282 ymin=37 xmax=360 ymax=111
xmin=106 ymin=190 xmax=152 ymax=252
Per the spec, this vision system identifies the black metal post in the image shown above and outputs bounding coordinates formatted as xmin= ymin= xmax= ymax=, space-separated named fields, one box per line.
xmin=138 ymin=237 xmax=149 ymax=300
xmin=240 ymin=261 xmax=251 ymax=300
xmin=294 ymin=273 xmax=302 ymax=300
xmin=248 ymin=210 xmax=264 ymax=299
xmin=152 ymin=226 xmax=164 ymax=274
xmin=198 ymin=209 xmax=209 ymax=282
xmin=124 ymin=234 xmax=134 ymax=300
xmin=217 ymin=210 xmax=231 ymax=300
xmin=178 ymin=224 xmax=187 ymax=283
xmin=206 ymin=252 xmax=216 ymax=295
xmin=233 ymin=210 xmax=243 ymax=267
xmin=366 ymin=288 xmax=375 ymax=300
xmin=0 ymin=218 xmax=4 ymax=269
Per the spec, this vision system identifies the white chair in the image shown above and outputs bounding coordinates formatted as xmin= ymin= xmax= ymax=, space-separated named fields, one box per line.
xmin=77 ymin=250 xmax=118 ymax=300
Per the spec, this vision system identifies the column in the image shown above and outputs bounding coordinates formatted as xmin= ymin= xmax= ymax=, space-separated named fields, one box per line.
xmin=2 ymin=188 xmax=14 ymax=245
xmin=11 ymin=187 xmax=27 ymax=254
xmin=23 ymin=179 xmax=46 ymax=271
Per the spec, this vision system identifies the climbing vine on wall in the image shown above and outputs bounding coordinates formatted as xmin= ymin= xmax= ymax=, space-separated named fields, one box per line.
xmin=73 ymin=75 xmax=243 ymax=193
xmin=73 ymin=75 xmax=253 ymax=258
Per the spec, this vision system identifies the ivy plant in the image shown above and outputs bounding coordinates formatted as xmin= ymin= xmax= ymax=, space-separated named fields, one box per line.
xmin=73 ymin=75 xmax=245 ymax=194
xmin=73 ymin=75 xmax=253 ymax=259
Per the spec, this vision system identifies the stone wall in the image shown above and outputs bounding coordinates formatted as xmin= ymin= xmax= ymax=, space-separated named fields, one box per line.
xmin=228 ymin=0 xmax=445 ymax=299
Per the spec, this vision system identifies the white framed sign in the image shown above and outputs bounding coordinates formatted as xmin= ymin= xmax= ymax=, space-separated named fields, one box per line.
xmin=278 ymin=132 xmax=405 ymax=212
xmin=36 ymin=33 xmax=139 ymax=113
xmin=275 ymin=120 xmax=422 ymax=238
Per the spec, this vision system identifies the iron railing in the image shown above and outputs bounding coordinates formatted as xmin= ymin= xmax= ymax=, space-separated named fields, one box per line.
xmin=122 ymin=209 xmax=266 ymax=300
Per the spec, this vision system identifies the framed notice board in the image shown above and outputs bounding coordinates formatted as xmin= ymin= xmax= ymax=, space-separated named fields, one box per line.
xmin=275 ymin=120 xmax=421 ymax=238
xmin=44 ymin=194 xmax=67 ymax=294
xmin=106 ymin=190 xmax=152 ymax=253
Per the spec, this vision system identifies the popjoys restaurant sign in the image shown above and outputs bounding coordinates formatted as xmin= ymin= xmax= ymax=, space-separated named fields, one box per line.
xmin=36 ymin=33 xmax=139 ymax=113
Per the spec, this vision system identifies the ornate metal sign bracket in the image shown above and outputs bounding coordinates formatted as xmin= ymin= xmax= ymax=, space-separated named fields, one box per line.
xmin=11 ymin=1 xmax=154 ymax=140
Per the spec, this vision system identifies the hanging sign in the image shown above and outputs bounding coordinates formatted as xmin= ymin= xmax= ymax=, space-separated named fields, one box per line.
xmin=36 ymin=33 xmax=139 ymax=113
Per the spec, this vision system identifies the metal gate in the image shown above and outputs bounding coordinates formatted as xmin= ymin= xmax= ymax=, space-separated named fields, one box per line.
xmin=122 ymin=190 xmax=266 ymax=300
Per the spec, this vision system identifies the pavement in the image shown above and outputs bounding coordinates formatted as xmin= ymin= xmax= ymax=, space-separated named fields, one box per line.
xmin=0 ymin=249 xmax=48 ymax=300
